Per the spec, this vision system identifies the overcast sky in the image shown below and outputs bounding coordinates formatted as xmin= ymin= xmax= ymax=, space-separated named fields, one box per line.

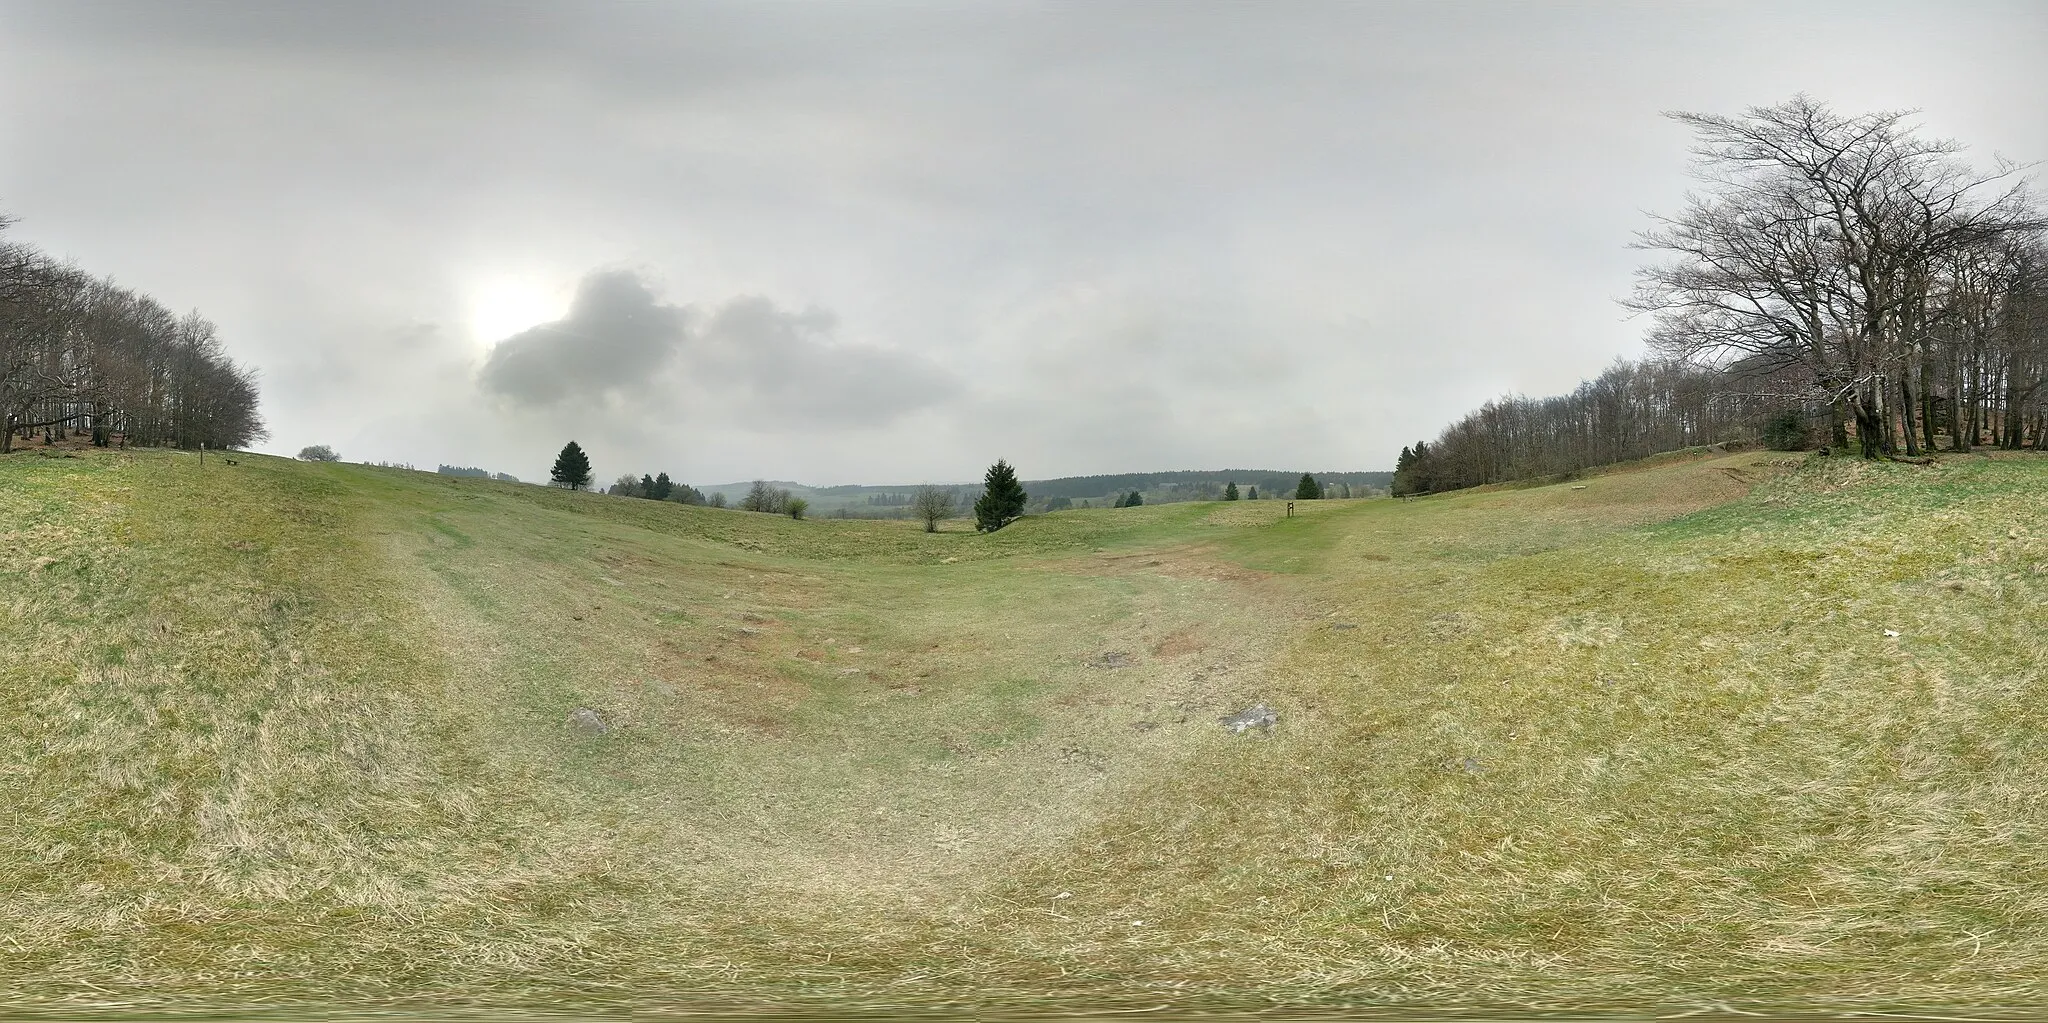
xmin=3 ymin=2 xmax=2042 ymax=484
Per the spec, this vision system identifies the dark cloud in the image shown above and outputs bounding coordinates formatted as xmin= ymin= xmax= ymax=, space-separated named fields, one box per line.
xmin=477 ymin=269 xmax=955 ymax=427
xmin=477 ymin=269 xmax=687 ymax=406
xmin=693 ymin=297 xmax=954 ymax=425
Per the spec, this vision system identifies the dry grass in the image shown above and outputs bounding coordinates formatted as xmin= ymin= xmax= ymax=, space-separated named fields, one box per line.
xmin=3 ymin=447 xmax=2047 ymax=1016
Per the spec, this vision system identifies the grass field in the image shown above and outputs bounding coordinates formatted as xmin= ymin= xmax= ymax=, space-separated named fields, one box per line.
xmin=4 ymin=446 xmax=2047 ymax=1016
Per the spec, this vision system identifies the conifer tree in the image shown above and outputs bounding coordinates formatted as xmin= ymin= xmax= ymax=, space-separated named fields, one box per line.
xmin=551 ymin=441 xmax=593 ymax=490
xmin=1124 ymin=490 xmax=1143 ymax=507
xmin=1224 ymin=481 xmax=1239 ymax=501
xmin=640 ymin=473 xmax=656 ymax=498
xmin=652 ymin=472 xmax=674 ymax=500
xmin=973 ymin=458 xmax=1027 ymax=532
xmin=1295 ymin=473 xmax=1322 ymax=500
xmin=1247 ymin=486 xmax=1259 ymax=500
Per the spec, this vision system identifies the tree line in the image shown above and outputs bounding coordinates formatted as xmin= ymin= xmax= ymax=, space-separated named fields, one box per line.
xmin=1 ymin=214 xmax=264 ymax=453
xmin=1395 ymin=97 xmax=2046 ymax=496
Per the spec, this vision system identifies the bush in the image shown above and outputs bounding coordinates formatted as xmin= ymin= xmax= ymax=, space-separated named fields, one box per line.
xmin=1763 ymin=409 xmax=1810 ymax=451
xmin=297 ymin=444 xmax=340 ymax=462
xmin=786 ymin=498 xmax=809 ymax=520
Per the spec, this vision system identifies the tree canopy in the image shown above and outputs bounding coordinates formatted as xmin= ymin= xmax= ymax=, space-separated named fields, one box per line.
xmin=973 ymin=459 xmax=1027 ymax=532
xmin=550 ymin=441 xmax=593 ymax=490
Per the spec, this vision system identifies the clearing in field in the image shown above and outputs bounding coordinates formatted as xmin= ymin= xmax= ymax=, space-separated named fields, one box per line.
xmin=3 ymin=447 xmax=2046 ymax=1016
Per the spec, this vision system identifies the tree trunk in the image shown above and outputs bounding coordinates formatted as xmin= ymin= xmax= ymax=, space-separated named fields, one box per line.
xmin=1855 ymin=391 xmax=1885 ymax=459
xmin=1899 ymin=376 xmax=1921 ymax=456
xmin=1920 ymin=355 xmax=1938 ymax=452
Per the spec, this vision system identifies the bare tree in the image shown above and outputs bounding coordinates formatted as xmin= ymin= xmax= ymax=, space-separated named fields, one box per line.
xmin=1629 ymin=96 xmax=2042 ymax=458
xmin=739 ymin=479 xmax=791 ymax=514
xmin=1 ymin=214 xmax=265 ymax=453
xmin=910 ymin=484 xmax=954 ymax=532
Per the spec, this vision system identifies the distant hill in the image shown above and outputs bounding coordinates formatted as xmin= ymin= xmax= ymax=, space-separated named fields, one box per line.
xmin=700 ymin=469 xmax=1395 ymax=517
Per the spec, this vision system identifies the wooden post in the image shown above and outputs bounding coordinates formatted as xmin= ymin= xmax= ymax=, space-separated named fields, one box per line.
xmin=1286 ymin=501 xmax=1295 ymax=518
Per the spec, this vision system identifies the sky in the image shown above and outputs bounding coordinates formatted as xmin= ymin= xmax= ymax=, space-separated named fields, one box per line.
xmin=2 ymin=2 xmax=2043 ymax=485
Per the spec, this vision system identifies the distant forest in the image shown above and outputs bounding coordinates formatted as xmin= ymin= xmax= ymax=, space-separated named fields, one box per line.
xmin=437 ymin=464 xmax=520 ymax=483
xmin=1395 ymin=99 xmax=2046 ymax=497
xmin=1023 ymin=470 xmax=1392 ymax=503
xmin=0 ymin=213 xmax=264 ymax=453
xmin=699 ymin=469 xmax=1392 ymax=520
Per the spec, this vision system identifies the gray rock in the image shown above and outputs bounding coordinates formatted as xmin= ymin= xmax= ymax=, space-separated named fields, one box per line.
xmin=567 ymin=708 xmax=610 ymax=735
xmin=1220 ymin=703 xmax=1278 ymax=735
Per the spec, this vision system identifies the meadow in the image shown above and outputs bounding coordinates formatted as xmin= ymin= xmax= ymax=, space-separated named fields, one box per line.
xmin=3 ymin=446 xmax=2046 ymax=1016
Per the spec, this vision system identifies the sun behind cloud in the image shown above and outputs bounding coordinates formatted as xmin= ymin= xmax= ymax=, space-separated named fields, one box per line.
xmin=465 ymin=273 xmax=567 ymax=347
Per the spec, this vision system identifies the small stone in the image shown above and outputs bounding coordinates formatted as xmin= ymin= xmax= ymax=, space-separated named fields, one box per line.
xmin=567 ymin=708 xmax=610 ymax=735
xmin=1220 ymin=703 xmax=1278 ymax=735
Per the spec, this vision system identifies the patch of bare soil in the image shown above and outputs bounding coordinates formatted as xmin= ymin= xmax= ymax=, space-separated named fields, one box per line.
xmin=1151 ymin=628 xmax=1208 ymax=658
xmin=1060 ymin=544 xmax=1275 ymax=585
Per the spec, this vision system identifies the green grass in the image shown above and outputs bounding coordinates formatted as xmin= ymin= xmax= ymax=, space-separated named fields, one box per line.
xmin=3 ymin=446 xmax=2047 ymax=1015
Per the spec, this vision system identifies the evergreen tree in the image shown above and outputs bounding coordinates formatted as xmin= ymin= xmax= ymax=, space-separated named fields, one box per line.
xmin=652 ymin=472 xmax=674 ymax=500
xmin=1224 ymin=481 xmax=1239 ymax=501
xmin=973 ymin=458 xmax=1028 ymax=532
xmin=1124 ymin=490 xmax=1143 ymax=507
xmin=1296 ymin=473 xmax=1322 ymax=500
xmin=1247 ymin=486 xmax=1259 ymax=501
xmin=551 ymin=441 xmax=593 ymax=490
xmin=640 ymin=473 xmax=656 ymax=498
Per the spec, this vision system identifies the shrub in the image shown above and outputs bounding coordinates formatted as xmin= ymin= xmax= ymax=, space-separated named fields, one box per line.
xmin=786 ymin=498 xmax=809 ymax=520
xmin=1763 ymin=409 xmax=1810 ymax=451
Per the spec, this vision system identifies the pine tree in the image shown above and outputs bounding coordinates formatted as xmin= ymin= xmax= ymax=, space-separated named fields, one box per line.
xmin=1247 ymin=486 xmax=1259 ymax=501
xmin=551 ymin=441 xmax=593 ymax=490
xmin=652 ymin=472 xmax=674 ymax=500
xmin=973 ymin=458 xmax=1027 ymax=532
xmin=1223 ymin=481 xmax=1239 ymax=501
xmin=1295 ymin=473 xmax=1322 ymax=500
xmin=1124 ymin=490 xmax=1143 ymax=507
xmin=640 ymin=473 xmax=656 ymax=498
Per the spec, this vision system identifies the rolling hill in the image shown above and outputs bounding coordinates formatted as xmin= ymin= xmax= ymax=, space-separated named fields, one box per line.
xmin=4 ymin=446 xmax=2046 ymax=1015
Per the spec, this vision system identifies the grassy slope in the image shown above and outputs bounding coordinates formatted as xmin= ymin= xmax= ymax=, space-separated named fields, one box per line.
xmin=3 ymin=447 xmax=2046 ymax=1014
